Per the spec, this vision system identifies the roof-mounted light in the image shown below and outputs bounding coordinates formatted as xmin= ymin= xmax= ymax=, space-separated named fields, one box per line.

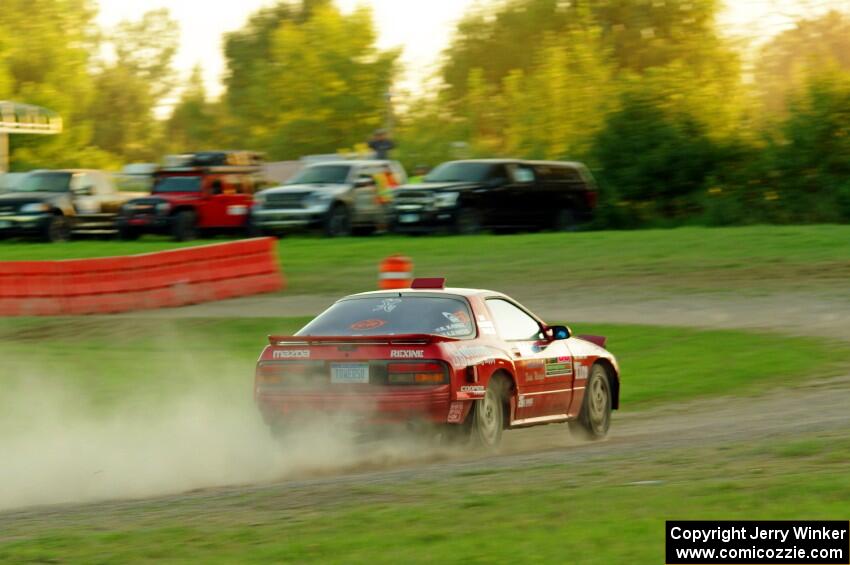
xmin=411 ymin=277 xmax=446 ymax=289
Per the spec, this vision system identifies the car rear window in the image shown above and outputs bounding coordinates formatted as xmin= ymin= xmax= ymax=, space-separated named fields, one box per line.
xmin=298 ymin=296 xmax=475 ymax=338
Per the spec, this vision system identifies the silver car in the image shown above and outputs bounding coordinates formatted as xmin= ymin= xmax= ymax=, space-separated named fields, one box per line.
xmin=250 ymin=160 xmax=406 ymax=237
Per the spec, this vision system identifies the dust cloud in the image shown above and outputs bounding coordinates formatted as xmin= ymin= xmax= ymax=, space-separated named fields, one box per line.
xmin=0 ymin=365 xmax=444 ymax=512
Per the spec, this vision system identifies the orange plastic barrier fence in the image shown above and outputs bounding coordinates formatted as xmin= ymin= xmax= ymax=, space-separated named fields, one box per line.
xmin=0 ymin=238 xmax=285 ymax=316
xmin=378 ymin=254 xmax=413 ymax=290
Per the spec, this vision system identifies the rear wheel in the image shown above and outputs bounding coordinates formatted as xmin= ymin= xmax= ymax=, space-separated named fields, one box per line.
xmin=569 ymin=364 xmax=612 ymax=440
xmin=43 ymin=215 xmax=70 ymax=243
xmin=553 ymin=208 xmax=578 ymax=232
xmin=471 ymin=376 xmax=509 ymax=449
xmin=171 ymin=210 xmax=197 ymax=241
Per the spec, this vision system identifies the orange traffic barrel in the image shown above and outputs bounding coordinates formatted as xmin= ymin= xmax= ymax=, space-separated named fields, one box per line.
xmin=379 ymin=255 xmax=413 ymax=289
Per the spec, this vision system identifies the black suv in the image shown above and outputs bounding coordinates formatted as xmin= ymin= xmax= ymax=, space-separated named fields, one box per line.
xmin=390 ymin=159 xmax=598 ymax=234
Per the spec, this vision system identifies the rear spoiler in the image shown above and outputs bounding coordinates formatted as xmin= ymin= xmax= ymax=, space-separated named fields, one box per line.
xmin=268 ymin=334 xmax=461 ymax=346
xmin=577 ymin=334 xmax=607 ymax=348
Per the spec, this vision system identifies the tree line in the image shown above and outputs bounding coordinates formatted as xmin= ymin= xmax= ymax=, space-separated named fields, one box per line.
xmin=1 ymin=0 xmax=848 ymax=225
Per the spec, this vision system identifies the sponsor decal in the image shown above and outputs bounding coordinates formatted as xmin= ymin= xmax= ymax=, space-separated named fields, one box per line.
xmin=373 ymin=298 xmax=402 ymax=313
xmin=390 ymin=349 xmax=425 ymax=359
xmin=273 ymin=349 xmax=310 ymax=359
xmin=518 ymin=396 xmax=535 ymax=408
xmin=350 ymin=319 xmax=386 ymax=330
xmin=557 ymin=356 xmax=572 ymax=363
xmin=545 ymin=357 xmax=573 ymax=377
xmin=460 ymin=385 xmax=485 ymax=394
xmin=434 ymin=311 xmax=473 ymax=337
xmin=575 ymin=364 xmax=589 ymax=380
xmin=447 ymin=401 xmax=464 ymax=423
xmin=227 ymin=205 xmax=249 ymax=216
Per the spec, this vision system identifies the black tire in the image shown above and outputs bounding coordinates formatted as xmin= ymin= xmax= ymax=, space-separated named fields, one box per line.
xmin=569 ymin=363 xmax=612 ymax=440
xmin=453 ymin=206 xmax=482 ymax=235
xmin=43 ymin=215 xmax=70 ymax=243
xmin=324 ymin=203 xmax=351 ymax=237
xmin=351 ymin=224 xmax=377 ymax=236
xmin=118 ymin=225 xmax=140 ymax=241
xmin=471 ymin=375 xmax=510 ymax=449
xmin=553 ymin=208 xmax=579 ymax=232
xmin=171 ymin=210 xmax=197 ymax=242
xmin=245 ymin=214 xmax=262 ymax=238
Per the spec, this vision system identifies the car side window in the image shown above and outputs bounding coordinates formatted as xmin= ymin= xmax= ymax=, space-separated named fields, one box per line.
xmin=486 ymin=298 xmax=544 ymax=341
xmin=487 ymin=165 xmax=509 ymax=185
xmin=512 ymin=165 xmax=535 ymax=184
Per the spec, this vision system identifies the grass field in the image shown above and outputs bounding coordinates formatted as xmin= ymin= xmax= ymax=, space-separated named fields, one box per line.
xmin=1 ymin=225 xmax=849 ymax=295
xmin=0 ymin=317 xmax=846 ymax=411
xmin=2 ymin=431 xmax=847 ymax=563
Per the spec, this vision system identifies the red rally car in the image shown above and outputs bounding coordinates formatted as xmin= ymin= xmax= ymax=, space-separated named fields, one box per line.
xmin=254 ymin=278 xmax=620 ymax=448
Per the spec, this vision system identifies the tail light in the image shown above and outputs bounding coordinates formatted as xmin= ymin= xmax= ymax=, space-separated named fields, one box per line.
xmin=255 ymin=362 xmax=311 ymax=385
xmin=585 ymin=190 xmax=598 ymax=209
xmin=387 ymin=362 xmax=448 ymax=385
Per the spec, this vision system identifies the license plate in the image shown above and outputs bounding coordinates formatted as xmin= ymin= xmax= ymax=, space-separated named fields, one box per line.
xmin=330 ymin=363 xmax=370 ymax=384
xmin=399 ymin=213 xmax=419 ymax=224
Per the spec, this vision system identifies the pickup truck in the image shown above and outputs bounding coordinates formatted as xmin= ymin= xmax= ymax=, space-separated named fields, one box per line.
xmin=117 ymin=152 xmax=266 ymax=241
xmin=0 ymin=169 xmax=144 ymax=242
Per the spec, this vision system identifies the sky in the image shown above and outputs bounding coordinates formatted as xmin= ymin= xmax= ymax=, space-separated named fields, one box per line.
xmin=95 ymin=0 xmax=836 ymax=102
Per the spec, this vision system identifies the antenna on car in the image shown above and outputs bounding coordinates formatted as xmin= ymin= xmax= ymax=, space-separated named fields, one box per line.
xmin=410 ymin=278 xmax=446 ymax=289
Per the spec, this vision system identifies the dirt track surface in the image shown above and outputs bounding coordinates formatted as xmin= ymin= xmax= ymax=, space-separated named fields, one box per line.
xmin=6 ymin=289 xmax=849 ymax=518
xmin=122 ymin=288 xmax=850 ymax=339
xmin=3 ymin=372 xmax=848 ymax=529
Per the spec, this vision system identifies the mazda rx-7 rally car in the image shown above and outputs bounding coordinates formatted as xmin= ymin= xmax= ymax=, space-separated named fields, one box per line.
xmin=254 ymin=278 xmax=620 ymax=448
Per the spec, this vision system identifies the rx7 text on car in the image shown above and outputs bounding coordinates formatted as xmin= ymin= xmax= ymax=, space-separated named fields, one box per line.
xmin=254 ymin=278 xmax=620 ymax=448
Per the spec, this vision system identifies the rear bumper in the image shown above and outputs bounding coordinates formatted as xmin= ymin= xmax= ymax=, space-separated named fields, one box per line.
xmin=256 ymin=385 xmax=460 ymax=425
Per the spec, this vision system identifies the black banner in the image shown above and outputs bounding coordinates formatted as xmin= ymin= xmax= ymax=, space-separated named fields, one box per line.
xmin=666 ymin=521 xmax=849 ymax=564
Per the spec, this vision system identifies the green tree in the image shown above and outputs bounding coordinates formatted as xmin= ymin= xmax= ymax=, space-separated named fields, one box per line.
xmin=166 ymin=66 xmax=222 ymax=153
xmin=590 ymin=79 xmax=719 ymax=225
xmin=766 ymin=71 xmax=850 ymax=222
xmin=754 ymin=10 xmax=850 ymax=115
xmin=222 ymin=1 xmax=398 ymax=159
xmin=86 ymin=9 xmax=180 ymax=162
xmin=0 ymin=0 xmax=115 ymax=169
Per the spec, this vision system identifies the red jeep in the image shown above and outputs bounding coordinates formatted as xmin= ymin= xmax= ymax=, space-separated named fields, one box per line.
xmin=116 ymin=151 xmax=265 ymax=241
xmin=255 ymin=278 xmax=620 ymax=448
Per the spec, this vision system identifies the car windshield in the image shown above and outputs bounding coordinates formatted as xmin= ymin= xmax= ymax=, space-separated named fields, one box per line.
xmin=12 ymin=172 xmax=72 ymax=193
xmin=153 ymin=176 xmax=202 ymax=193
xmin=424 ymin=162 xmax=493 ymax=183
xmin=287 ymin=165 xmax=351 ymax=185
xmin=298 ymin=296 xmax=475 ymax=338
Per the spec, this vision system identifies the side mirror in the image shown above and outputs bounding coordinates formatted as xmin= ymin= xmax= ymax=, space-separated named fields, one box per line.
xmin=547 ymin=325 xmax=571 ymax=341
xmin=354 ymin=176 xmax=374 ymax=188
xmin=73 ymin=185 xmax=93 ymax=196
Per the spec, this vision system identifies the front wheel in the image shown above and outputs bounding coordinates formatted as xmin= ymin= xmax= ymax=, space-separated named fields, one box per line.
xmin=453 ymin=206 xmax=482 ymax=235
xmin=569 ymin=364 xmax=612 ymax=440
xmin=324 ymin=204 xmax=352 ymax=237
xmin=118 ymin=225 xmax=140 ymax=241
xmin=43 ymin=215 xmax=70 ymax=243
xmin=171 ymin=210 xmax=197 ymax=241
